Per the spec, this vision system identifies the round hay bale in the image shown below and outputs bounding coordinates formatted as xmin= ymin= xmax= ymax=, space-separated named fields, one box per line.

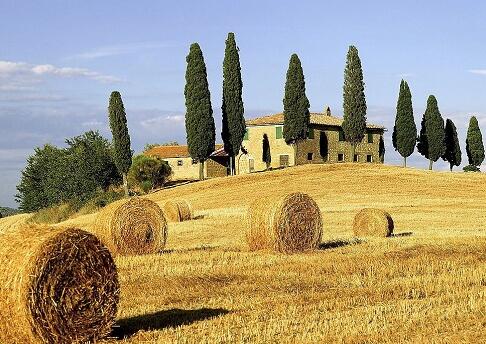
xmin=93 ymin=197 xmax=167 ymax=255
xmin=353 ymin=208 xmax=394 ymax=237
xmin=162 ymin=199 xmax=193 ymax=222
xmin=0 ymin=225 xmax=119 ymax=343
xmin=246 ymin=192 xmax=323 ymax=253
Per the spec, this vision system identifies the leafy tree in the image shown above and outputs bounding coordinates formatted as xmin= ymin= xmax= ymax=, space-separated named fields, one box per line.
xmin=16 ymin=144 xmax=67 ymax=211
xmin=222 ymin=32 xmax=245 ymax=175
xmin=128 ymin=154 xmax=172 ymax=193
xmin=108 ymin=91 xmax=132 ymax=196
xmin=319 ymin=131 xmax=329 ymax=160
xmin=144 ymin=141 xmax=180 ymax=151
xmin=184 ymin=43 xmax=216 ymax=180
xmin=465 ymin=116 xmax=484 ymax=169
xmin=417 ymin=95 xmax=445 ymax=170
xmin=442 ymin=119 xmax=461 ymax=171
xmin=283 ymin=53 xmax=310 ymax=164
xmin=342 ymin=45 xmax=367 ymax=160
xmin=16 ymin=131 xmax=121 ymax=212
xmin=262 ymin=133 xmax=271 ymax=170
xmin=392 ymin=80 xmax=416 ymax=167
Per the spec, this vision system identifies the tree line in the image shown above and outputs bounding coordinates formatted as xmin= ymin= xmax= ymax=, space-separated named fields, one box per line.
xmin=392 ymin=80 xmax=485 ymax=171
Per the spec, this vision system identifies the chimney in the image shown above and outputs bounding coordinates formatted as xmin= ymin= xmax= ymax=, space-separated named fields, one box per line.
xmin=324 ymin=106 xmax=331 ymax=116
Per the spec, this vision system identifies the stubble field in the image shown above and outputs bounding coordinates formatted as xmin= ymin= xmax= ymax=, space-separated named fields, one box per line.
xmin=2 ymin=163 xmax=485 ymax=343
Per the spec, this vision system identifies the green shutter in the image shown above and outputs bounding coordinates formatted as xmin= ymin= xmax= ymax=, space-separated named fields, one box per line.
xmin=243 ymin=129 xmax=249 ymax=140
xmin=276 ymin=126 xmax=283 ymax=139
xmin=307 ymin=128 xmax=314 ymax=139
xmin=367 ymin=132 xmax=373 ymax=143
xmin=339 ymin=130 xmax=345 ymax=141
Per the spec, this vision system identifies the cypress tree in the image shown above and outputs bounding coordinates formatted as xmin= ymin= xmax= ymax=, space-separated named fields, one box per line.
xmin=392 ymin=80 xmax=416 ymax=167
xmin=108 ymin=91 xmax=132 ymax=196
xmin=442 ymin=119 xmax=461 ymax=171
xmin=319 ymin=131 xmax=329 ymax=160
xmin=342 ymin=45 xmax=367 ymax=161
xmin=283 ymin=53 xmax=310 ymax=165
xmin=221 ymin=32 xmax=245 ymax=176
xmin=262 ymin=133 xmax=271 ymax=170
xmin=184 ymin=43 xmax=216 ymax=180
xmin=417 ymin=95 xmax=445 ymax=170
xmin=465 ymin=116 xmax=485 ymax=168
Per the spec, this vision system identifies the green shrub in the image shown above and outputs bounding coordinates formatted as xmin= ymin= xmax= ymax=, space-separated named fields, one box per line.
xmin=463 ymin=164 xmax=481 ymax=172
xmin=128 ymin=154 xmax=172 ymax=193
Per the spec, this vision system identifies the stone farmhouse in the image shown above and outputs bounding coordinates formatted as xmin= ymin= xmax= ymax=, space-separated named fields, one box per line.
xmin=145 ymin=144 xmax=228 ymax=180
xmin=237 ymin=110 xmax=386 ymax=174
xmin=146 ymin=109 xmax=385 ymax=180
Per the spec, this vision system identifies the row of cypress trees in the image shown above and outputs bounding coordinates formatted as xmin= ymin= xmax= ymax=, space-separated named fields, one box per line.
xmin=392 ymin=82 xmax=485 ymax=171
xmin=184 ymin=33 xmax=246 ymax=180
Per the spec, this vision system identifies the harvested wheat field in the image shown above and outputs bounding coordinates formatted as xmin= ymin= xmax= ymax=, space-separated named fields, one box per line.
xmin=45 ymin=164 xmax=486 ymax=343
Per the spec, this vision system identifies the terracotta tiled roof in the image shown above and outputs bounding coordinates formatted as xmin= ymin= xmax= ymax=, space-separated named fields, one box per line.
xmin=145 ymin=144 xmax=223 ymax=159
xmin=246 ymin=112 xmax=385 ymax=130
xmin=210 ymin=147 xmax=229 ymax=157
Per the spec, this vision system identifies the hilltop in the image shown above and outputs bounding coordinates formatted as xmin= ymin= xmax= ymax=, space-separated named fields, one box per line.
xmin=1 ymin=164 xmax=485 ymax=342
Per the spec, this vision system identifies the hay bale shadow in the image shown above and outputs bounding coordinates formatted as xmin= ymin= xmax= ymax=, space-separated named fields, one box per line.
xmin=193 ymin=214 xmax=205 ymax=220
xmin=319 ymin=238 xmax=362 ymax=250
xmin=391 ymin=232 xmax=413 ymax=237
xmin=111 ymin=308 xmax=230 ymax=339
xmin=162 ymin=245 xmax=217 ymax=254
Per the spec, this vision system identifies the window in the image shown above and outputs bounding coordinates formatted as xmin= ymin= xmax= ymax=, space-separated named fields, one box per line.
xmin=338 ymin=153 xmax=344 ymax=162
xmin=307 ymin=128 xmax=314 ymax=139
xmin=192 ymin=158 xmax=198 ymax=164
xmin=367 ymin=155 xmax=373 ymax=163
xmin=243 ymin=129 xmax=249 ymax=140
xmin=280 ymin=154 xmax=289 ymax=167
xmin=276 ymin=126 xmax=283 ymax=139
xmin=177 ymin=160 xmax=183 ymax=166
xmin=339 ymin=130 xmax=345 ymax=141
xmin=249 ymin=158 xmax=254 ymax=172
xmin=354 ymin=154 xmax=358 ymax=162
xmin=307 ymin=153 xmax=313 ymax=161
xmin=367 ymin=132 xmax=373 ymax=143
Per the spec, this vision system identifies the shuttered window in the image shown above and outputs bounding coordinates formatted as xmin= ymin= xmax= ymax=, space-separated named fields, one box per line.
xmin=307 ymin=128 xmax=314 ymax=139
xmin=367 ymin=132 xmax=373 ymax=143
xmin=339 ymin=130 xmax=345 ymax=141
xmin=276 ymin=126 xmax=283 ymax=139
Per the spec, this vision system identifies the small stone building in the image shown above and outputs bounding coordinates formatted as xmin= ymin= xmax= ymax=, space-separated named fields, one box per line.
xmin=237 ymin=111 xmax=385 ymax=174
xmin=145 ymin=145 xmax=228 ymax=180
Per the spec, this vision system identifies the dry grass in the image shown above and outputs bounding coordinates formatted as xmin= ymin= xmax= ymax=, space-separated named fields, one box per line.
xmin=5 ymin=163 xmax=486 ymax=343
xmin=353 ymin=208 xmax=394 ymax=237
xmin=246 ymin=192 xmax=322 ymax=252
xmin=0 ymin=224 xmax=119 ymax=343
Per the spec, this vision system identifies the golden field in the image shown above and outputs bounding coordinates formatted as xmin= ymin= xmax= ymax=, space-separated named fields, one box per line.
xmin=1 ymin=163 xmax=486 ymax=343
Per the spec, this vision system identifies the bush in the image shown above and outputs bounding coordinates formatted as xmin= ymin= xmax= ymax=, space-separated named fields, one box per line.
xmin=463 ymin=164 xmax=481 ymax=172
xmin=29 ymin=203 xmax=76 ymax=224
xmin=128 ymin=154 xmax=172 ymax=193
xmin=16 ymin=131 xmax=121 ymax=212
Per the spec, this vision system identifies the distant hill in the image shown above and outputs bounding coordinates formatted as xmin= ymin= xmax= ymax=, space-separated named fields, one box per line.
xmin=0 ymin=207 xmax=20 ymax=217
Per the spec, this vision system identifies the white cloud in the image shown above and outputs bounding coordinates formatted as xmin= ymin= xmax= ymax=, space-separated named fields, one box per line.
xmin=397 ymin=73 xmax=414 ymax=78
xmin=81 ymin=120 xmax=104 ymax=127
xmin=468 ymin=69 xmax=486 ymax=76
xmin=68 ymin=42 xmax=176 ymax=60
xmin=0 ymin=60 xmax=121 ymax=84
xmin=141 ymin=114 xmax=185 ymax=127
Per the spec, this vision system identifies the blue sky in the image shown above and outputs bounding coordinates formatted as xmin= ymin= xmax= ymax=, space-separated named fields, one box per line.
xmin=1 ymin=0 xmax=486 ymax=207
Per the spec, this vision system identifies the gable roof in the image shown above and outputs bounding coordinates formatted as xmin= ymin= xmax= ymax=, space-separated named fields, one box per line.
xmin=246 ymin=112 xmax=385 ymax=130
xmin=145 ymin=144 xmax=223 ymax=159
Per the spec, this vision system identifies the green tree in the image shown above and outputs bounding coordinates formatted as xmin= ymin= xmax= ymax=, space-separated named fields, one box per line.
xmin=417 ymin=95 xmax=445 ymax=170
xmin=16 ymin=144 xmax=67 ymax=211
xmin=222 ymin=32 xmax=245 ymax=175
xmin=465 ymin=116 xmax=484 ymax=168
xmin=392 ymin=80 xmax=416 ymax=167
xmin=319 ymin=131 xmax=329 ymax=160
xmin=16 ymin=131 xmax=121 ymax=212
xmin=184 ymin=43 xmax=216 ymax=180
xmin=262 ymin=133 xmax=271 ymax=170
xmin=442 ymin=119 xmax=461 ymax=171
xmin=283 ymin=53 xmax=310 ymax=164
xmin=128 ymin=154 xmax=172 ymax=193
xmin=108 ymin=91 xmax=132 ymax=196
xmin=342 ymin=45 xmax=367 ymax=161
